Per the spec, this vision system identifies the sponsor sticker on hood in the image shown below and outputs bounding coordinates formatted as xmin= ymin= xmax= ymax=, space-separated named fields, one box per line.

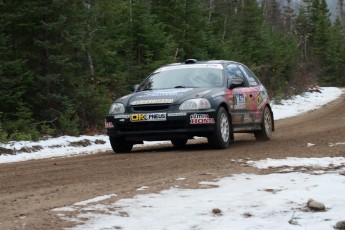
xmin=131 ymin=99 xmax=174 ymax=105
xmin=135 ymin=88 xmax=193 ymax=98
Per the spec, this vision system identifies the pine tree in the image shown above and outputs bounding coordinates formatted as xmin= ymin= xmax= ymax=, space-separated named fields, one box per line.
xmin=225 ymin=0 xmax=300 ymax=96
xmin=311 ymin=0 xmax=331 ymax=55
xmin=0 ymin=0 xmax=111 ymax=138
xmin=151 ymin=0 xmax=217 ymax=61
xmin=0 ymin=1 xmax=37 ymax=139
xmin=323 ymin=18 xmax=345 ymax=86
xmin=228 ymin=0 xmax=266 ymax=63
xmin=130 ymin=1 xmax=174 ymax=80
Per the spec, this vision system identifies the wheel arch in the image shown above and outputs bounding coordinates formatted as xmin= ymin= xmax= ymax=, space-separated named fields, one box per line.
xmin=266 ymin=104 xmax=275 ymax=132
xmin=218 ymin=102 xmax=232 ymax=122
xmin=218 ymin=102 xmax=234 ymax=137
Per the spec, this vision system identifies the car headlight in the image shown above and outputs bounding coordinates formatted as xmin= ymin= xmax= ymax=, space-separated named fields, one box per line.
xmin=109 ymin=103 xmax=125 ymax=114
xmin=179 ymin=98 xmax=211 ymax=110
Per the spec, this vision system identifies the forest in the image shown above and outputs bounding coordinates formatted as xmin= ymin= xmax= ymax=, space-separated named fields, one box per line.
xmin=1 ymin=0 xmax=345 ymax=141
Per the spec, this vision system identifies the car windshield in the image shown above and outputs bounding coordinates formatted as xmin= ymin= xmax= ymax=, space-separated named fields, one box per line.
xmin=138 ymin=67 xmax=224 ymax=90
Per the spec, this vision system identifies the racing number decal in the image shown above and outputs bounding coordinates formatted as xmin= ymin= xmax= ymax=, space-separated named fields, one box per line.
xmin=233 ymin=93 xmax=246 ymax=109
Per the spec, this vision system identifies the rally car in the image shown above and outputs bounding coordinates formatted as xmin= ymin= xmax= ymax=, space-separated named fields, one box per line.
xmin=105 ymin=59 xmax=274 ymax=153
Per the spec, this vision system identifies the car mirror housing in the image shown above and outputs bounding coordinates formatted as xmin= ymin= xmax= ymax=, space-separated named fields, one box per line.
xmin=228 ymin=78 xmax=244 ymax=89
xmin=130 ymin=84 xmax=140 ymax=92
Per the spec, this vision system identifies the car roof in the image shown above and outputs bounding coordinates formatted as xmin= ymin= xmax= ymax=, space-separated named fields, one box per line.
xmin=153 ymin=59 xmax=250 ymax=75
xmin=165 ymin=59 xmax=242 ymax=67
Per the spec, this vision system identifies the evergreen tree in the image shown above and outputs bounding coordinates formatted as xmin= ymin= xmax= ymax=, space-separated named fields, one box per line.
xmin=311 ymin=0 xmax=331 ymax=55
xmin=323 ymin=18 xmax=345 ymax=86
xmin=150 ymin=0 xmax=217 ymax=61
xmin=0 ymin=1 xmax=38 ymax=139
xmin=129 ymin=0 xmax=174 ymax=82
xmin=227 ymin=0 xmax=300 ymax=96
xmin=227 ymin=0 xmax=266 ymax=63
xmin=0 ymin=1 xmax=109 ymax=138
xmin=90 ymin=1 xmax=133 ymax=98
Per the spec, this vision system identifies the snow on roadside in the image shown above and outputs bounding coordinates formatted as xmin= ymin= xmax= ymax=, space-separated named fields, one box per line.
xmin=0 ymin=136 xmax=168 ymax=164
xmin=248 ymin=157 xmax=345 ymax=169
xmin=271 ymin=87 xmax=343 ymax=120
xmin=0 ymin=87 xmax=343 ymax=164
xmin=0 ymin=135 xmax=110 ymax=164
xmin=53 ymin=157 xmax=345 ymax=230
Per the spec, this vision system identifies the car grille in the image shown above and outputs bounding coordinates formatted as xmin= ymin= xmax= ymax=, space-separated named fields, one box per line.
xmin=131 ymin=104 xmax=170 ymax=112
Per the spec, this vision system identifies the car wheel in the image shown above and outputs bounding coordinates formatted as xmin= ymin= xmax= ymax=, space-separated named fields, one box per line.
xmin=109 ymin=137 xmax=133 ymax=153
xmin=208 ymin=107 xmax=230 ymax=149
xmin=254 ymin=106 xmax=273 ymax=141
xmin=171 ymin=138 xmax=188 ymax=147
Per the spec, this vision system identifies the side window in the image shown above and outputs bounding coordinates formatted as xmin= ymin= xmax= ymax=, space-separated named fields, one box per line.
xmin=239 ymin=65 xmax=260 ymax=87
xmin=226 ymin=64 xmax=247 ymax=87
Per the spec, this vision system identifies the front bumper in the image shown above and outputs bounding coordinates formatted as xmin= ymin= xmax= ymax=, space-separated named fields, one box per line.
xmin=105 ymin=110 xmax=217 ymax=141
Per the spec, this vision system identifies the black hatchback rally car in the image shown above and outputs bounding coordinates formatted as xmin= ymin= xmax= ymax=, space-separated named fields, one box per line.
xmin=105 ymin=59 xmax=274 ymax=153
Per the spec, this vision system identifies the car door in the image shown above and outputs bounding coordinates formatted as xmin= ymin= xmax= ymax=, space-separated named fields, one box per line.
xmin=238 ymin=64 xmax=266 ymax=124
xmin=226 ymin=64 xmax=258 ymax=127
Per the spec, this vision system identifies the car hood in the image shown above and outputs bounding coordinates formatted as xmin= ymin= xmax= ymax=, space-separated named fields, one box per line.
xmin=116 ymin=88 xmax=217 ymax=107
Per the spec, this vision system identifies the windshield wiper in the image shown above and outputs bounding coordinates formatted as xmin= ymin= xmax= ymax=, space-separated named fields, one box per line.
xmin=174 ymin=86 xmax=186 ymax=88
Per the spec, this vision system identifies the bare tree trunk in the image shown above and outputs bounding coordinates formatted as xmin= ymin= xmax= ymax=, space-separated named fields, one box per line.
xmin=127 ymin=0 xmax=133 ymax=82
xmin=304 ymin=35 xmax=308 ymax=63
xmin=174 ymin=48 xmax=179 ymax=62
xmin=207 ymin=0 xmax=214 ymax=22
xmin=222 ymin=15 xmax=227 ymax=43
xmin=129 ymin=0 xmax=133 ymax=27
xmin=338 ymin=0 xmax=345 ymax=26
xmin=84 ymin=1 xmax=95 ymax=78
xmin=86 ymin=48 xmax=95 ymax=77
xmin=11 ymin=24 xmax=17 ymax=58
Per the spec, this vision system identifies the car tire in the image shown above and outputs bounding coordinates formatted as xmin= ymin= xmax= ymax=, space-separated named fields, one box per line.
xmin=109 ymin=137 xmax=133 ymax=153
xmin=171 ymin=138 xmax=188 ymax=147
xmin=254 ymin=106 xmax=273 ymax=141
xmin=208 ymin=107 xmax=230 ymax=149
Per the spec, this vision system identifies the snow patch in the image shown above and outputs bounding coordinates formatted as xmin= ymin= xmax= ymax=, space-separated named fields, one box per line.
xmin=53 ymin=158 xmax=345 ymax=230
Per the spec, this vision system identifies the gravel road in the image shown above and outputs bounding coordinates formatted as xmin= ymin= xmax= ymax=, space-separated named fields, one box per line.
xmin=1 ymin=93 xmax=344 ymax=229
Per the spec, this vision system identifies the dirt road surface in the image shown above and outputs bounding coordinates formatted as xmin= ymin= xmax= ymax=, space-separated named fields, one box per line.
xmin=1 ymin=93 xmax=345 ymax=229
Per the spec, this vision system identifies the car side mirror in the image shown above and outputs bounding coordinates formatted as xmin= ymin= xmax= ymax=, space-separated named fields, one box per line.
xmin=130 ymin=84 xmax=140 ymax=92
xmin=228 ymin=78 xmax=244 ymax=89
